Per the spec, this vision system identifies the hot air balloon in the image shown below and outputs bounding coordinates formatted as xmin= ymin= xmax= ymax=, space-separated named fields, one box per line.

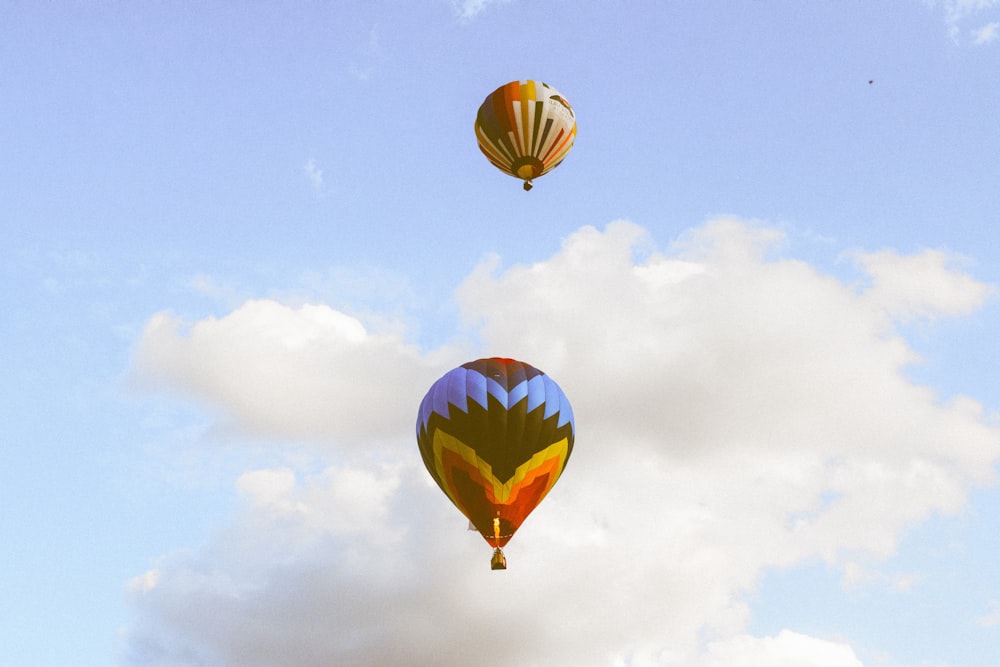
xmin=416 ymin=357 xmax=575 ymax=570
xmin=474 ymin=80 xmax=577 ymax=191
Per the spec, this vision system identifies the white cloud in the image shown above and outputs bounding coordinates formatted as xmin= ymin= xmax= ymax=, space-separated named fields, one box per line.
xmin=699 ymin=630 xmax=864 ymax=667
xmin=450 ymin=0 xmax=512 ymax=21
xmin=126 ymin=569 xmax=160 ymax=594
xmin=977 ymin=600 xmax=1000 ymax=626
xmin=840 ymin=561 xmax=877 ymax=588
xmin=130 ymin=299 xmax=443 ymax=449
xmin=972 ymin=20 xmax=1000 ymax=43
xmin=125 ymin=219 xmax=1000 ymax=666
xmin=839 ymin=562 xmax=922 ymax=592
xmin=236 ymin=467 xmax=299 ymax=509
xmin=890 ymin=571 xmax=922 ymax=592
xmin=303 ymin=158 xmax=323 ymax=191
xmin=939 ymin=0 xmax=1000 ymax=41
xmin=853 ymin=248 xmax=994 ymax=322
xmin=349 ymin=25 xmax=382 ymax=80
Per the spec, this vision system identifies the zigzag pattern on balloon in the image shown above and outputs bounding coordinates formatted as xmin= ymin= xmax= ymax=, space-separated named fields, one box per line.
xmin=430 ymin=429 xmax=570 ymax=547
xmin=417 ymin=359 xmax=574 ymax=440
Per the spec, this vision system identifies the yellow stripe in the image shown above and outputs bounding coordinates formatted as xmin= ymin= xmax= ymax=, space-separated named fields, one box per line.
xmin=522 ymin=81 xmax=536 ymax=154
xmin=432 ymin=430 xmax=569 ymax=505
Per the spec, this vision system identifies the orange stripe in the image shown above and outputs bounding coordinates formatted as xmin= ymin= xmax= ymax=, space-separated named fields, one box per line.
xmin=541 ymin=128 xmax=574 ymax=165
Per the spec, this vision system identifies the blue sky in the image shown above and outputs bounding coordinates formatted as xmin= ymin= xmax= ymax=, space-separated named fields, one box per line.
xmin=3 ymin=1 xmax=1000 ymax=665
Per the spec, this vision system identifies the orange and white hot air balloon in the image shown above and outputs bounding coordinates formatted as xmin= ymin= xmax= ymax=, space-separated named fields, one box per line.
xmin=474 ymin=80 xmax=577 ymax=191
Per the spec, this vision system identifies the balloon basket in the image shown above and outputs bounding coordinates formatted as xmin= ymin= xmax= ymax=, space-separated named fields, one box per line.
xmin=490 ymin=547 xmax=507 ymax=571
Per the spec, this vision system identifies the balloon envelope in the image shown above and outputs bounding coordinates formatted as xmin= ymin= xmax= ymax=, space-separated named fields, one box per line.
xmin=416 ymin=358 xmax=575 ymax=547
xmin=474 ymin=80 xmax=577 ymax=190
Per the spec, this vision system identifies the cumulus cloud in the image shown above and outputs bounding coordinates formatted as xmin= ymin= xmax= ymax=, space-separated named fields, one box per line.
xmin=125 ymin=219 xmax=1000 ymax=665
xmin=130 ymin=300 xmax=443 ymax=448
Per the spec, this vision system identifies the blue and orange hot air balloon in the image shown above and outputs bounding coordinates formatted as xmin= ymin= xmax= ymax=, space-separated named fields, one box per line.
xmin=475 ymin=80 xmax=577 ymax=191
xmin=416 ymin=358 xmax=575 ymax=569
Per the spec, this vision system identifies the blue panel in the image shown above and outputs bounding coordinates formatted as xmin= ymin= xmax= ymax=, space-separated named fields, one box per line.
xmin=464 ymin=368 xmax=488 ymax=410
xmin=446 ymin=368 xmax=470 ymax=413
xmin=486 ymin=376 xmax=507 ymax=406
xmin=428 ymin=376 xmax=446 ymax=420
xmin=428 ymin=370 xmax=453 ymax=419
xmin=418 ymin=393 xmax=433 ymax=432
xmin=542 ymin=375 xmax=560 ymax=420
xmin=506 ymin=378 xmax=528 ymax=408
xmin=525 ymin=375 xmax=546 ymax=412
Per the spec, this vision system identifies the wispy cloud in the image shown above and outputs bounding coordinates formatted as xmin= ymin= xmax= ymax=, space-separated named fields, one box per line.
xmin=940 ymin=0 xmax=1000 ymax=42
xmin=977 ymin=600 xmax=1000 ymax=626
xmin=972 ymin=20 xmax=1000 ymax=43
xmin=840 ymin=562 xmax=923 ymax=592
xmin=851 ymin=248 xmax=994 ymax=322
xmin=890 ymin=572 xmax=923 ymax=592
xmin=303 ymin=158 xmax=324 ymax=192
xmin=450 ymin=0 xmax=512 ymax=21
xmin=349 ymin=25 xmax=382 ymax=81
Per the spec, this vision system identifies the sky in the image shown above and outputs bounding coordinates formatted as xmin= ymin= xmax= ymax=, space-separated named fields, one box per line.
xmin=2 ymin=1 xmax=1000 ymax=665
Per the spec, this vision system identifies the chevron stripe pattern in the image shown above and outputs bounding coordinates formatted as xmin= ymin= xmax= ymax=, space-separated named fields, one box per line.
xmin=475 ymin=80 xmax=577 ymax=186
xmin=416 ymin=358 xmax=575 ymax=547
